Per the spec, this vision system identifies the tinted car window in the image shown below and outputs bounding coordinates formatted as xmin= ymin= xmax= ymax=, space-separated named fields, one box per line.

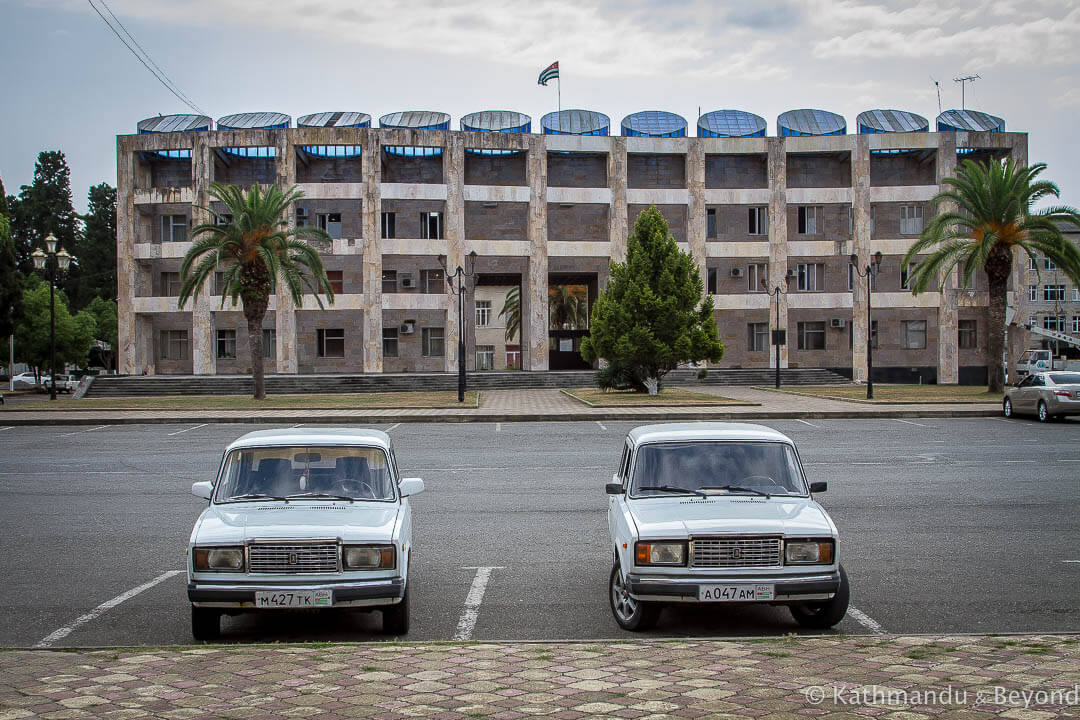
xmin=216 ymin=446 xmax=395 ymax=501
xmin=631 ymin=441 xmax=806 ymax=497
xmin=1049 ymin=373 xmax=1080 ymax=384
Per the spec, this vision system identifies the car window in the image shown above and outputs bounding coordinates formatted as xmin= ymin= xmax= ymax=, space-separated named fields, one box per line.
xmin=1031 ymin=375 xmax=1046 ymax=387
xmin=1018 ymin=375 xmax=1033 ymax=387
xmin=630 ymin=441 xmax=806 ymax=497
xmin=215 ymin=446 xmax=396 ymax=502
xmin=1049 ymin=373 xmax=1080 ymax=384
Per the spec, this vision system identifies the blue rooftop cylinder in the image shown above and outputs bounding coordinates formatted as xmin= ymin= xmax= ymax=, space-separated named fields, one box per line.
xmin=540 ymin=109 xmax=610 ymax=136
xmin=697 ymin=109 xmax=767 ymax=138
xmin=461 ymin=110 xmax=531 ymax=156
xmin=379 ymin=111 xmax=450 ymax=156
xmin=857 ymin=109 xmax=929 ymax=134
xmin=297 ymin=112 xmax=370 ymax=158
xmin=216 ymin=112 xmax=290 ymax=157
xmin=621 ymin=110 xmax=687 ymax=138
xmin=777 ymin=109 xmax=846 ymax=137
xmin=936 ymin=109 xmax=1005 ymax=133
xmin=137 ymin=114 xmax=211 ymax=159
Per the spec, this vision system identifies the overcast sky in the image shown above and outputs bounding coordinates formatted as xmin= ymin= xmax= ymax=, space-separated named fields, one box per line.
xmin=1 ymin=0 xmax=1078 ymax=212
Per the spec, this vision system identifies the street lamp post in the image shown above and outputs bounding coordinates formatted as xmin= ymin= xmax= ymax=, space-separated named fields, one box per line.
xmin=31 ymin=234 xmax=72 ymax=401
xmin=438 ymin=250 xmax=478 ymax=403
xmin=850 ymin=251 xmax=883 ymax=400
xmin=762 ymin=270 xmax=795 ymax=390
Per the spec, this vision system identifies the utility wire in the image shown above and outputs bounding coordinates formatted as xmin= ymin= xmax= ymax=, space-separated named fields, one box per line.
xmin=86 ymin=0 xmax=207 ymax=116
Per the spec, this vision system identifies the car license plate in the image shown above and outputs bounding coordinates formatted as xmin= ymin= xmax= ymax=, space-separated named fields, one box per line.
xmin=698 ymin=584 xmax=774 ymax=602
xmin=254 ymin=590 xmax=332 ymax=608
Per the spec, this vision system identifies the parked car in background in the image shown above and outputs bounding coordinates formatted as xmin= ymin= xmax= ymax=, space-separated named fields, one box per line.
xmin=43 ymin=375 xmax=79 ymax=394
xmin=187 ymin=428 xmax=424 ymax=640
xmin=606 ymin=422 xmax=848 ymax=631
xmin=1003 ymin=371 xmax=1080 ymax=422
xmin=11 ymin=372 xmax=39 ymax=389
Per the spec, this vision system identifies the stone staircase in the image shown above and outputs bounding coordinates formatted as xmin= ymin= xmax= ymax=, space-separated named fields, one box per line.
xmin=84 ymin=368 xmax=852 ymax=398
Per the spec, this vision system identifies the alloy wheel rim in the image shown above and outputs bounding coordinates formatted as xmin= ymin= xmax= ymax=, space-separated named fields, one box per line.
xmin=1039 ymin=404 xmax=1047 ymax=421
xmin=611 ymin=571 xmax=637 ymax=621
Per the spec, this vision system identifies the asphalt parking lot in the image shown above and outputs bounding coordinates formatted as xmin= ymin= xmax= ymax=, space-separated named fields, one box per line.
xmin=0 ymin=416 xmax=1077 ymax=647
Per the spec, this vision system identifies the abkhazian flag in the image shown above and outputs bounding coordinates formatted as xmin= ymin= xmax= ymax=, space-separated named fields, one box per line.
xmin=538 ymin=61 xmax=559 ymax=86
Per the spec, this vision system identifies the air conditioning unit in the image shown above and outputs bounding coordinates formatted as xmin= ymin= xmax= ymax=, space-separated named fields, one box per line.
xmin=399 ymin=321 xmax=415 ymax=335
xmin=400 ymin=274 xmax=415 ymax=288
xmin=730 ymin=267 xmax=744 ymax=278
xmin=830 ymin=318 xmax=846 ymax=329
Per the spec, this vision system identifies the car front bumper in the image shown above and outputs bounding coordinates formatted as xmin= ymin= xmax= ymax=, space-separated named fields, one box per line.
xmin=626 ymin=571 xmax=840 ymax=603
xmin=188 ymin=577 xmax=404 ymax=609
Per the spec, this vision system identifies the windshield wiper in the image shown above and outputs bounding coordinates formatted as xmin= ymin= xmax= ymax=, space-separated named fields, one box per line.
xmin=227 ymin=493 xmax=289 ymax=503
xmin=285 ymin=492 xmax=355 ymax=503
xmin=701 ymin=485 xmax=771 ymax=499
xmin=637 ymin=485 xmax=707 ymax=497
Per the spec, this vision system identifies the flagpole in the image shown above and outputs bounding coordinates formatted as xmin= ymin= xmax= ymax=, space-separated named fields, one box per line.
xmin=557 ymin=75 xmax=561 ymax=115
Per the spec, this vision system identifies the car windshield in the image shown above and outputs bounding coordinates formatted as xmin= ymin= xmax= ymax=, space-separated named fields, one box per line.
xmin=215 ymin=446 xmax=395 ymax=502
xmin=630 ymin=441 xmax=806 ymax=497
xmin=1048 ymin=373 xmax=1080 ymax=385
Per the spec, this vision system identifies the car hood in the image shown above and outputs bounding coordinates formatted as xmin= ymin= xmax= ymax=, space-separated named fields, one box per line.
xmin=627 ymin=496 xmax=835 ymax=537
xmin=192 ymin=502 xmax=399 ymax=545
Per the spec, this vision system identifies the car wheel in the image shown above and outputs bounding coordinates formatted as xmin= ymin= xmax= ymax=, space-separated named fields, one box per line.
xmin=1038 ymin=400 xmax=1050 ymax=423
xmin=382 ymin=586 xmax=409 ymax=635
xmin=1003 ymin=398 xmax=1013 ymax=418
xmin=789 ymin=565 xmax=850 ymax=630
xmin=609 ymin=564 xmax=659 ymax=631
xmin=190 ymin=606 xmax=221 ymax=641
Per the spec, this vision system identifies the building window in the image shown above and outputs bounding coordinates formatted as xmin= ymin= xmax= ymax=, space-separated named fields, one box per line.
xmin=1043 ymin=315 xmax=1066 ymax=332
xmin=319 ymin=270 xmax=344 ymax=295
xmin=797 ymin=321 xmax=826 ymax=350
xmin=420 ymin=212 xmax=443 ymax=239
xmin=216 ymin=329 xmax=237 ymax=359
xmin=1045 ymin=258 xmax=1057 ymax=271
xmin=382 ymin=327 xmax=399 ymax=358
xmin=212 ymin=272 xmax=226 ymax=296
xmin=1044 ymin=285 xmax=1066 ymax=302
xmin=263 ymin=328 xmax=276 ymax=359
xmin=161 ymin=272 xmax=181 ymax=297
xmin=900 ymin=205 xmax=923 ymax=235
xmin=216 ymin=213 xmax=234 ymax=226
xmin=1073 ymin=316 xmax=1080 ymax=333
xmin=849 ymin=320 xmax=878 ymax=349
xmin=748 ymin=323 xmax=768 ymax=352
xmin=797 ymin=206 xmax=821 ymax=235
xmin=901 ymin=320 xmax=927 ymax=349
xmin=1073 ymin=287 xmax=1079 ymax=302
xmin=1029 ymin=255 xmax=1038 ymax=271
xmin=706 ymin=208 xmax=717 ymax=239
xmin=382 ymin=270 xmax=397 ymax=294
xmin=381 ymin=212 xmax=396 ymax=239
xmin=475 ymin=345 xmax=495 ymax=370
xmin=160 ymin=330 xmax=188 ymax=361
xmin=706 ymin=268 xmax=719 ymax=295
xmin=1029 ymin=285 xmax=1038 ymax=302
xmin=796 ymin=263 xmax=825 ymax=292
xmin=958 ymin=320 xmax=977 ymax=349
xmin=747 ymin=263 xmax=766 ymax=292
xmin=317 ymin=328 xmax=345 ymax=358
xmin=317 ymin=213 xmax=342 ymax=239
xmin=161 ymin=214 xmax=187 ymax=243
xmin=421 ymin=268 xmax=445 ymax=294
xmin=848 ymin=263 xmax=854 ymax=291
xmin=901 ymin=263 xmax=917 ymax=291
xmin=505 ymin=344 xmax=521 ymax=369
xmin=959 ymin=272 xmax=976 ymax=291
xmin=475 ymin=300 xmax=492 ymax=327
xmin=422 ymin=327 xmax=445 ymax=357
xmin=748 ymin=207 xmax=767 ymax=235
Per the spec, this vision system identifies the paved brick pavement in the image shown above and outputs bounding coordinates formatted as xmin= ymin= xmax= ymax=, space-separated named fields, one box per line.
xmin=1 ymin=635 xmax=1077 ymax=718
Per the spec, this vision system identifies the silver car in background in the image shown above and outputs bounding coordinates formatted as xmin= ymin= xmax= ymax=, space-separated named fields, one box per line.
xmin=1003 ymin=371 xmax=1080 ymax=422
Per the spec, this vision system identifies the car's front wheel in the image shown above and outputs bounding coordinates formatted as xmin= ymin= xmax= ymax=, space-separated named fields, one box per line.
xmin=1003 ymin=398 xmax=1013 ymax=418
xmin=382 ymin=586 xmax=409 ymax=635
xmin=789 ymin=565 xmax=850 ymax=630
xmin=190 ymin=606 xmax=221 ymax=641
xmin=1038 ymin=400 xmax=1051 ymax=423
xmin=609 ymin=564 xmax=659 ymax=631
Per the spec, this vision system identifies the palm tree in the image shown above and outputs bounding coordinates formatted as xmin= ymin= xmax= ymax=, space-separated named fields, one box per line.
xmin=903 ymin=159 xmax=1080 ymax=393
xmin=549 ymin=285 xmax=589 ymax=330
xmin=178 ymin=183 xmax=334 ymax=400
xmin=499 ymin=285 xmax=521 ymax=344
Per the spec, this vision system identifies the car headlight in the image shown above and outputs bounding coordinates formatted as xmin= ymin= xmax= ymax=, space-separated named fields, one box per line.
xmin=635 ymin=541 xmax=686 ymax=566
xmin=193 ymin=546 xmax=244 ymax=572
xmin=343 ymin=545 xmax=395 ymax=570
xmin=785 ymin=539 xmax=835 ymax=565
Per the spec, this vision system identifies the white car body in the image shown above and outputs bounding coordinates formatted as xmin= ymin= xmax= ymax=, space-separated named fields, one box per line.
xmin=187 ymin=428 xmax=423 ymax=638
xmin=607 ymin=423 xmax=846 ymax=629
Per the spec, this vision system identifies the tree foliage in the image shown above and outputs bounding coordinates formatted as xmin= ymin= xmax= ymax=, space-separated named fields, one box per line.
xmin=0 ymin=212 xmax=22 ymax=340
xmin=84 ymin=296 xmax=118 ymax=370
xmin=499 ymin=285 xmax=520 ymax=343
xmin=67 ymin=183 xmax=117 ymax=309
xmin=581 ymin=206 xmax=724 ymax=393
xmin=13 ymin=279 xmax=96 ymax=374
xmin=548 ymin=285 xmax=588 ymax=330
xmin=903 ymin=159 xmax=1080 ymax=392
xmin=7 ymin=151 xmax=78 ymax=274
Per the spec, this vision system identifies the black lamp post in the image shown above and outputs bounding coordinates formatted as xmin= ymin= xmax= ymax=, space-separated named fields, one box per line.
xmin=438 ymin=250 xmax=478 ymax=403
xmin=31 ymin=234 xmax=72 ymax=401
xmin=762 ymin=269 xmax=795 ymax=390
xmin=850 ymin=251 xmax=883 ymax=399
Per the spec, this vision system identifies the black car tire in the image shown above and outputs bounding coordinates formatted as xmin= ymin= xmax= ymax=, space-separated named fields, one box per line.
xmin=191 ymin=606 xmax=221 ymax=641
xmin=609 ymin=564 xmax=660 ymax=631
xmin=382 ymin=586 xmax=410 ymax=635
xmin=789 ymin=565 xmax=850 ymax=630
xmin=1038 ymin=400 xmax=1050 ymax=423
xmin=1003 ymin=398 xmax=1013 ymax=418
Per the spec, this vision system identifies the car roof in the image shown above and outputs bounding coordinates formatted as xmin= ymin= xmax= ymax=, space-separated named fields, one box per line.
xmin=627 ymin=422 xmax=794 ymax=447
xmin=226 ymin=427 xmax=392 ymax=452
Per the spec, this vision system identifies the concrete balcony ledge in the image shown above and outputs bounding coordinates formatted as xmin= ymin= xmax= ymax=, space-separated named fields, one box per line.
xmin=785 ymin=187 xmax=852 ymax=204
xmin=382 ymin=237 xmax=447 ymax=255
xmin=704 ymin=188 xmax=770 ymax=205
xmin=545 ymin=187 xmax=611 ymax=204
xmin=706 ymin=242 xmax=770 ymax=258
xmin=135 ymin=187 xmax=193 ymax=205
xmin=296 ymin=182 xmax=364 ymax=199
xmin=626 ymin=188 xmax=689 ymax=205
xmin=382 ymin=292 xmax=447 ymax=310
xmin=464 ymin=185 xmax=531 ymax=203
xmin=134 ymin=242 xmax=192 ymax=259
xmin=542 ymin=135 xmax=612 ymax=154
xmin=869 ymin=185 xmax=939 ymax=202
xmin=380 ymin=183 xmax=447 ymax=201
xmin=549 ymin=241 xmax=613 ymax=257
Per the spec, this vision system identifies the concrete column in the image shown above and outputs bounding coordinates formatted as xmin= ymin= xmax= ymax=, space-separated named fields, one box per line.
xmin=851 ymin=136 xmax=872 ymax=382
xmin=1006 ymin=134 xmax=1030 ymax=384
xmin=190 ymin=132 xmax=215 ymax=375
xmin=527 ymin=135 xmax=549 ymax=371
xmin=269 ymin=130 xmax=300 ymax=374
xmin=608 ymin=138 xmax=628 ymax=262
xmin=766 ymin=138 xmax=789 ymax=369
xmin=116 ymin=140 xmax=139 ymax=375
xmin=686 ymin=139 xmax=707 ymax=296
xmin=443 ymin=134 xmax=466 ymax=373
xmin=936 ymin=134 xmax=959 ymax=384
xmin=361 ymin=130 xmax=383 ymax=373
xmin=135 ymin=314 xmax=154 ymax=374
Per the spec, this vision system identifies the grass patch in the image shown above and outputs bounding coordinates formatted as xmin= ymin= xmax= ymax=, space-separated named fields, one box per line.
xmin=562 ymin=388 xmax=753 ymax=407
xmin=760 ymin=384 xmax=1003 ymax=404
xmin=762 ymin=651 xmax=791 ymax=658
xmin=3 ymin=391 xmax=480 ymax=411
xmin=905 ymin=644 xmax=957 ymax=660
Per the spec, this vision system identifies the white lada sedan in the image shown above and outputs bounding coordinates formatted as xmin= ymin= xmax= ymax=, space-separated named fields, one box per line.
xmin=187 ymin=428 xmax=423 ymax=640
xmin=606 ymin=423 xmax=848 ymax=631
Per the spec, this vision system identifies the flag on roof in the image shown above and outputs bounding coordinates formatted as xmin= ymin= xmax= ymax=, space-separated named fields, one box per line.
xmin=538 ymin=61 xmax=559 ymax=86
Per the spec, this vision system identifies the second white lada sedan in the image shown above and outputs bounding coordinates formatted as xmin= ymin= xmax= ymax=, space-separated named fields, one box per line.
xmin=187 ymin=428 xmax=423 ymax=640
xmin=607 ymin=422 xmax=849 ymax=631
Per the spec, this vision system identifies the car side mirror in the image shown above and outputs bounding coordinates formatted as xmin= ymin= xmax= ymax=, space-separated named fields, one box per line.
xmin=809 ymin=481 xmax=827 ymax=494
xmin=191 ymin=481 xmax=213 ymax=500
xmin=606 ymin=482 xmax=624 ymax=495
xmin=399 ymin=477 xmax=425 ymax=497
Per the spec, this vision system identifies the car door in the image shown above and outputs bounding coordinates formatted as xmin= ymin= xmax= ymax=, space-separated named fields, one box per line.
xmin=608 ymin=439 xmax=634 ymax=564
xmin=1014 ymin=374 xmax=1035 ymax=411
xmin=1025 ymin=373 xmax=1047 ymax=412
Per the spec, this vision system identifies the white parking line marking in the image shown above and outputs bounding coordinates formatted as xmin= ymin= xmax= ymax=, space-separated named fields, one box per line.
xmin=167 ymin=423 xmax=209 ymax=436
xmin=454 ymin=566 xmax=503 ymax=641
xmin=496 ymin=423 xmax=501 ymax=432
xmin=0 ymin=426 xmax=13 ymax=432
xmin=893 ymin=419 xmax=929 ymax=427
xmin=289 ymin=423 xmax=304 ymax=429
xmin=795 ymin=419 xmax=819 ymax=428
xmin=35 ymin=570 xmax=184 ymax=648
xmin=60 ymin=425 xmax=112 ymax=437
xmin=385 ymin=423 xmax=401 ymax=433
xmin=1063 ymin=560 xmax=1080 ymax=564
xmin=846 ymin=605 xmax=885 ymax=635
xmin=596 ymin=421 xmax=607 ymax=431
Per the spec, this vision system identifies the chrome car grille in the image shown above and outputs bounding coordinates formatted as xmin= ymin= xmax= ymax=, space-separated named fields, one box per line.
xmin=248 ymin=542 xmax=339 ymax=574
xmin=691 ymin=536 xmax=782 ymax=568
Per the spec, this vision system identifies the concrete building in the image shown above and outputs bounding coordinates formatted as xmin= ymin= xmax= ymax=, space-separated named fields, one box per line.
xmin=117 ymin=107 xmax=1030 ymax=383
xmin=1022 ymin=223 xmax=1080 ymax=359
